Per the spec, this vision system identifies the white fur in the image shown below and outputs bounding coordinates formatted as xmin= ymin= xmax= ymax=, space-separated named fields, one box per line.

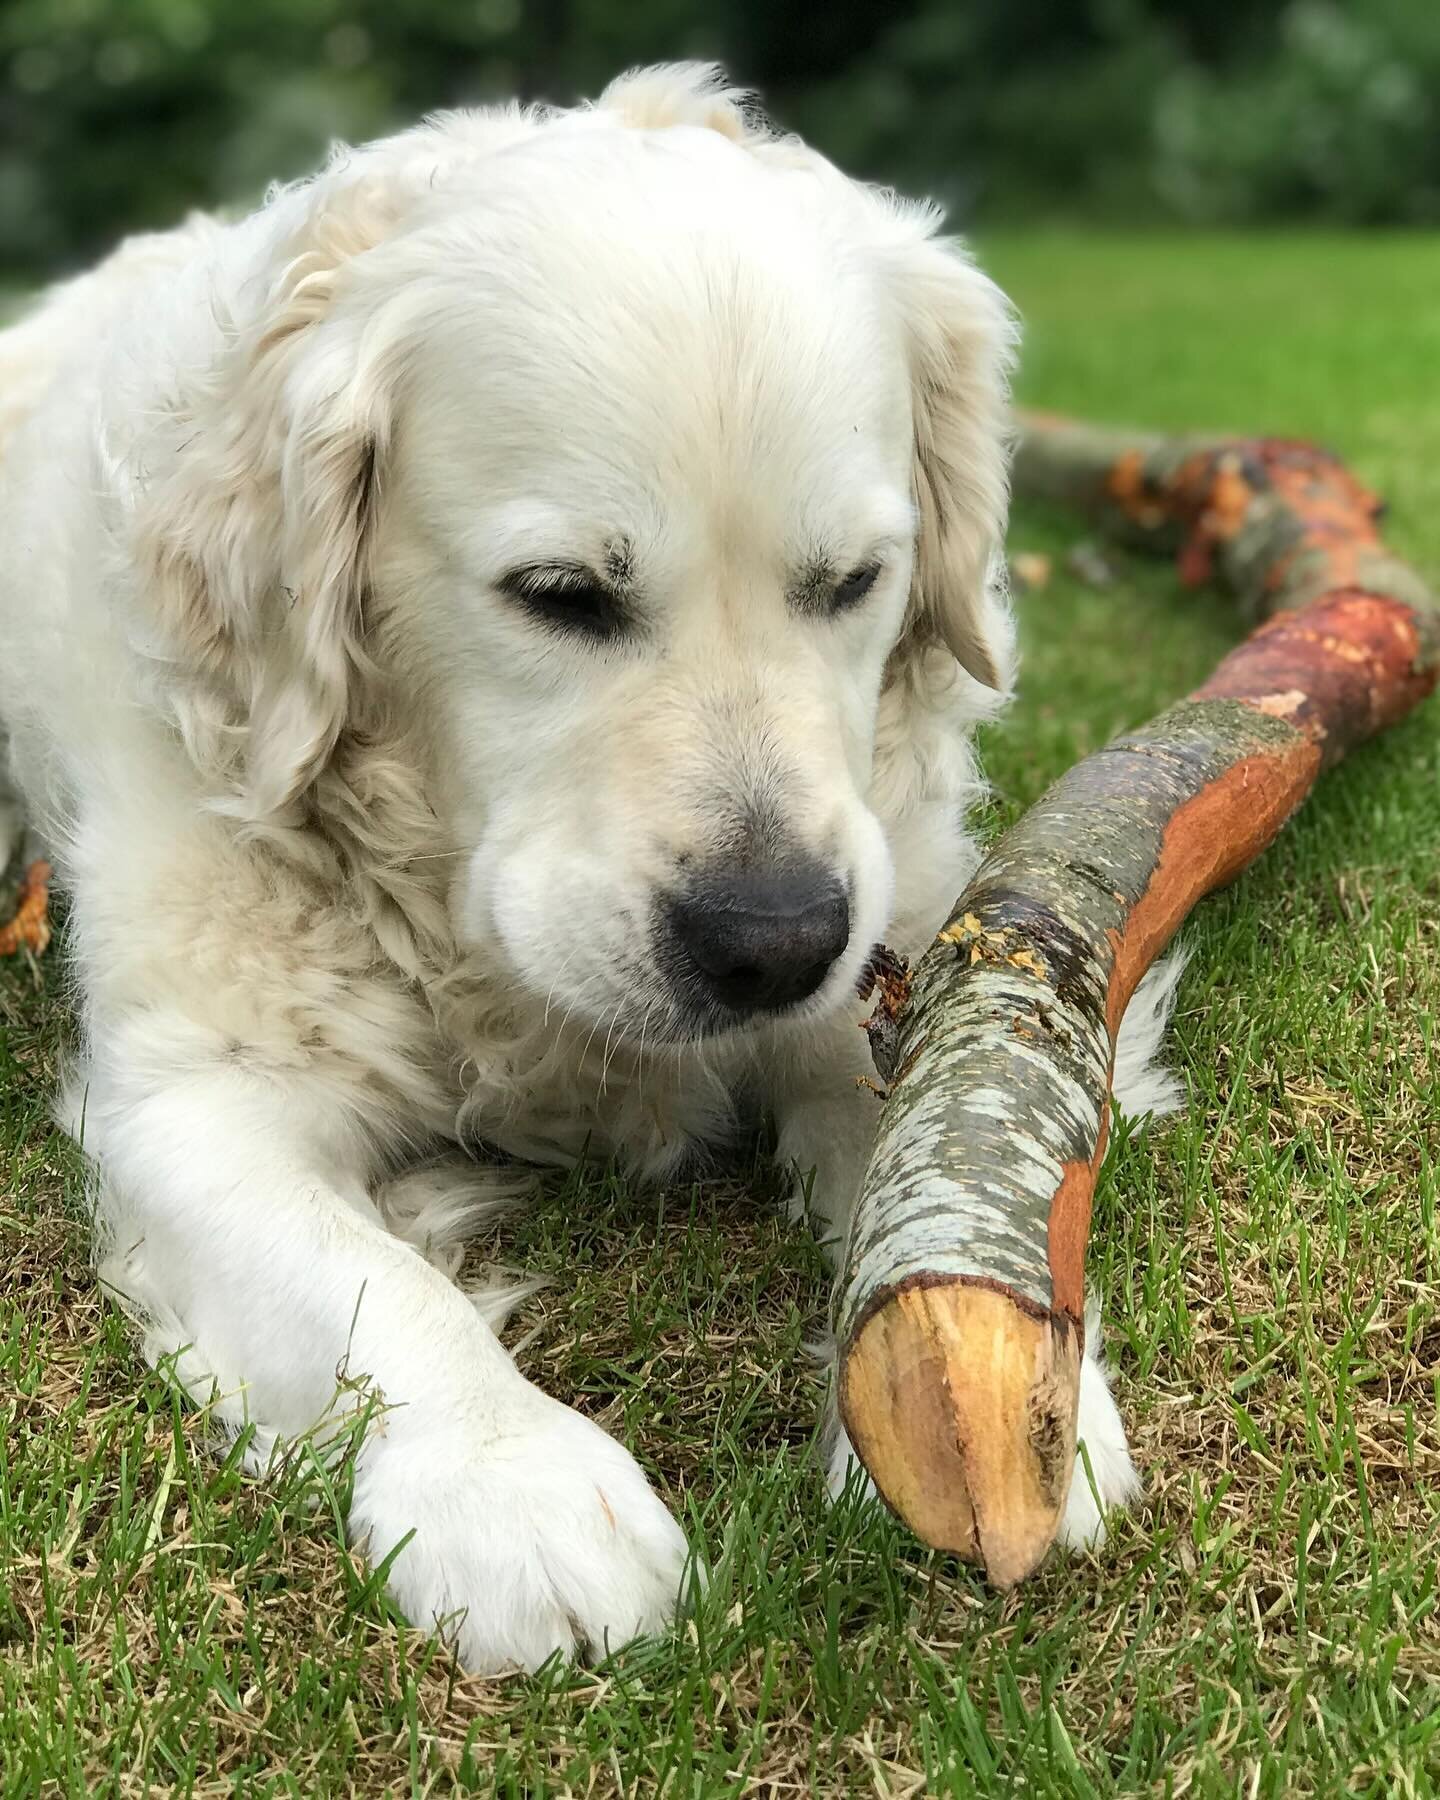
xmin=0 ymin=65 xmax=1176 ymax=1671
xmin=1112 ymin=951 xmax=1188 ymax=1122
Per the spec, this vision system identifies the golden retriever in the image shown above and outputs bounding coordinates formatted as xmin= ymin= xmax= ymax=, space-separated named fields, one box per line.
xmin=0 ymin=65 xmax=1175 ymax=1671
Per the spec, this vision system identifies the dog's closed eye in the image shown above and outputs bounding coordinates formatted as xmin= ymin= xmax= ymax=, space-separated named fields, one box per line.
xmin=831 ymin=562 xmax=881 ymax=613
xmin=497 ymin=563 xmax=632 ymax=642
xmin=791 ymin=557 xmax=885 ymax=618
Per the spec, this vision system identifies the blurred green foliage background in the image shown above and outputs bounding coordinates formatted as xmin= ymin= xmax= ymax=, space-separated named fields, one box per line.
xmin=2 ymin=0 xmax=1438 ymax=278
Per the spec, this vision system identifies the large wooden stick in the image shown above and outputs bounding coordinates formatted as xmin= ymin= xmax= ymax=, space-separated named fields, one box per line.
xmin=837 ymin=419 xmax=1440 ymax=1583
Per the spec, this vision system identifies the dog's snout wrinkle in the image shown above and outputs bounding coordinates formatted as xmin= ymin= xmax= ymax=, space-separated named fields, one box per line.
xmin=665 ymin=866 xmax=850 ymax=1018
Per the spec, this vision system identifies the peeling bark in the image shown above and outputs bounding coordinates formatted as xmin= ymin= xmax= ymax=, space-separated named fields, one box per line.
xmin=0 ymin=860 xmax=51 ymax=958
xmin=839 ymin=419 xmax=1440 ymax=1582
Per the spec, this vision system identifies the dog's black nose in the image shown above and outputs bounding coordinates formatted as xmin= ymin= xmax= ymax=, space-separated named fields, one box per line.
xmin=665 ymin=868 xmax=850 ymax=1017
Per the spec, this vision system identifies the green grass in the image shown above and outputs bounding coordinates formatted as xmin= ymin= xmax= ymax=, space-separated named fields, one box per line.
xmin=4 ymin=231 xmax=1440 ymax=1795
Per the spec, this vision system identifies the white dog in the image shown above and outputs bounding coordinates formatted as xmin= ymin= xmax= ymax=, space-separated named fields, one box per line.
xmin=0 ymin=66 xmax=1175 ymax=1672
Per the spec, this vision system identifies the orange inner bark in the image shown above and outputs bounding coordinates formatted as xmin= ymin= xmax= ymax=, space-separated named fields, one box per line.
xmin=1045 ymin=734 xmax=1322 ymax=1322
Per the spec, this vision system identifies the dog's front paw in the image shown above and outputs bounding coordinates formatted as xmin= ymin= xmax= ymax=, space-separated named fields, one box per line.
xmin=1056 ymin=1348 xmax=1142 ymax=1550
xmin=350 ymin=1388 xmax=689 ymax=1672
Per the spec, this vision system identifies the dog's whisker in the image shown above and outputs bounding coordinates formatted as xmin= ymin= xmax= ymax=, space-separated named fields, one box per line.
xmin=633 ymin=1000 xmax=657 ymax=1108
xmin=554 ymin=977 xmax=606 ymax=1044
xmin=598 ymin=997 xmax=632 ymax=1098
xmin=579 ymin=995 xmax=622 ymax=1079
xmin=541 ymin=945 xmax=589 ymax=1030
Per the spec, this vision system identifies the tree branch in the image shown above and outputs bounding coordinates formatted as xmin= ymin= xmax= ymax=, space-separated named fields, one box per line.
xmin=837 ymin=418 xmax=1440 ymax=1583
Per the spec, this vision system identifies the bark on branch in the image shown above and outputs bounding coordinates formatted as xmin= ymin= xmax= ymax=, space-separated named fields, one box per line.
xmin=0 ymin=859 xmax=51 ymax=958
xmin=837 ymin=418 xmax=1440 ymax=1583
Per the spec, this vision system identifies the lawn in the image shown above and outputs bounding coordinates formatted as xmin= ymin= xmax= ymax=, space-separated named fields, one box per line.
xmin=4 ymin=232 xmax=1439 ymax=1796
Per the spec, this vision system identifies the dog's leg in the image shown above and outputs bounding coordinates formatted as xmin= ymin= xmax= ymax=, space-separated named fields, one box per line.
xmin=373 ymin=1155 xmax=541 ymax=1284
xmin=80 ymin=1034 xmax=687 ymax=1673
xmin=773 ymin=1015 xmax=878 ymax=1253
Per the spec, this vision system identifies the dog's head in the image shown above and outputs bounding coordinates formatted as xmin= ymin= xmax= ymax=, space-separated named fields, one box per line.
xmin=147 ymin=67 xmax=1015 ymax=1045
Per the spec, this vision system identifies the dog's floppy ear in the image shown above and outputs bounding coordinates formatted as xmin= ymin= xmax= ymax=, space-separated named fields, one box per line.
xmin=886 ymin=218 xmax=1018 ymax=696
xmin=242 ymin=299 xmax=392 ymax=818
xmin=136 ymin=179 xmax=407 ymax=820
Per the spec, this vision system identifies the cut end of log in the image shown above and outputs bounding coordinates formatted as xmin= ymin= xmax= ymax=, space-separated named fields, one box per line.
xmin=839 ymin=1282 xmax=1081 ymax=1587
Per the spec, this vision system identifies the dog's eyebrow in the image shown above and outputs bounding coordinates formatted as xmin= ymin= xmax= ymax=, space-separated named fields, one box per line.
xmin=604 ymin=540 xmax=635 ymax=588
xmin=788 ymin=556 xmax=838 ymax=615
